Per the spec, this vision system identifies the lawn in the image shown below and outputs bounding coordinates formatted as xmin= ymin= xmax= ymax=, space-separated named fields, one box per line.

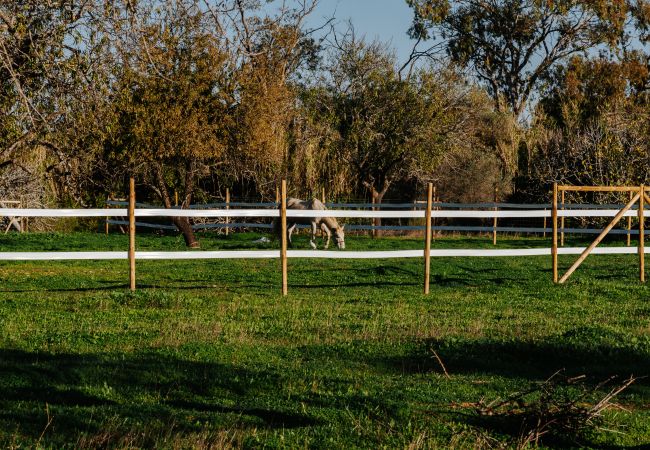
xmin=0 ymin=231 xmax=649 ymax=448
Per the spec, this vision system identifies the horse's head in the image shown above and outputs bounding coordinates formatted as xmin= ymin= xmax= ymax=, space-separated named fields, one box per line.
xmin=333 ymin=224 xmax=345 ymax=249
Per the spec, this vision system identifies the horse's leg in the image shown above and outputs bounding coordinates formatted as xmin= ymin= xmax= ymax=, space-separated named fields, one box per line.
xmin=322 ymin=224 xmax=331 ymax=249
xmin=288 ymin=223 xmax=296 ymax=247
xmin=309 ymin=221 xmax=317 ymax=249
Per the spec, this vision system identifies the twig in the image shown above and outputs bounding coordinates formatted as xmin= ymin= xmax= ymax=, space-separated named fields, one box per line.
xmin=36 ymin=403 xmax=54 ymax=445
xmin=431 ymin=349 xmax=450 ymax=378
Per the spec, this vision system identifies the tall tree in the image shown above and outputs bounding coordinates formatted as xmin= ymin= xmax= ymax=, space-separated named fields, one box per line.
xmin=316 ymin=36 xmax=476 ymax=221
xmin=213 ymin=0 xmax=321 ymax=198
xmin=406 ymin=0 xmax=647 ymax=118
xmin=525 ymin=54 xmax=650 ymax=198
xmin=104 ymin=1 xmax=229 ymax=247
xmin=0 ymin=0 xmax=93 ymax=204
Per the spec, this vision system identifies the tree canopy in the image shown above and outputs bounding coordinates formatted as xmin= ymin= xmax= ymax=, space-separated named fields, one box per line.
xmin=406 ymin=0 xmax=649 ymax=117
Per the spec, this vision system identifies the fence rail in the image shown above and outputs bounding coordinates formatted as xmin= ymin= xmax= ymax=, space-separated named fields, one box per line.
xmin=4 ymin=207 xmax=650 ymax=219
xmin=100 ymin=199 xmax=650 ymax=235
xmin=0 ymin=246 xmax=647 ymax=262
xmin=1 ymin=180 xmax=648 ymax=293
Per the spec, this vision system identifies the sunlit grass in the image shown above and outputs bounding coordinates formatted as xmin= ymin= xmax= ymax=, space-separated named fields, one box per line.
xmin=0 ymin=231 xmax=649 ymax=448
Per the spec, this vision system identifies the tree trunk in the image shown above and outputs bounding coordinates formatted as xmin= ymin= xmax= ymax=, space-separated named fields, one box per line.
xmin=153 ymin=162 xmax=200 ymax=248
xmin=171 ymin=215 xmax=198 ymax=248
xmin=364 ymin=180 xmax=390 ymax=238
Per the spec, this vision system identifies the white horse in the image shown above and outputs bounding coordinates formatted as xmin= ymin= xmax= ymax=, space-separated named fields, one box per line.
xmin=274 ymin=198 xmax=345 ymax=249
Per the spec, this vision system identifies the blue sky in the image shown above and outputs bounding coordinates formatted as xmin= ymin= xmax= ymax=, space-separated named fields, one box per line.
xmin=304 ymin=0 xmax=416 ymax=64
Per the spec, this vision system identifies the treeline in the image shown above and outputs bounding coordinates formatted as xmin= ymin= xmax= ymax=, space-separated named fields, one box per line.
xmin=1 ymin=1 xmax=649 ymax=244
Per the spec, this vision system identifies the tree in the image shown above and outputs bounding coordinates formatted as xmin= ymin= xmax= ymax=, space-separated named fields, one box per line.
xmin=306 ymin=36 xmax=483 ymax=231
xmin=406 ymin=0 xmax=647 ymax=118
xmin=0 ymin=1 xmax=92 ymax=205
xmin=524 ymin=54 xmax=650 ymax=199
xmin=104 ymin=1 xmax=230 ymax=248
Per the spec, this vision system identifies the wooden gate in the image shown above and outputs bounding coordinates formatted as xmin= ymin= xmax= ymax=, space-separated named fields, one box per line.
xmin=552 ymin=184 xmax=648 ymax=284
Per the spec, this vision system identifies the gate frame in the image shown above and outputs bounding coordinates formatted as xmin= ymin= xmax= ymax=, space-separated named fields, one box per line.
xmin=552 ymin=184 xmax=649 ymax=284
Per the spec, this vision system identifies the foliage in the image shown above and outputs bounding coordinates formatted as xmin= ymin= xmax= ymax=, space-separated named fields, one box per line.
xmin=1 ymin=0 xmax=650 ymax=237
xmin=522 ymin=54 xmax=650 ymax=200
xmin=301 ymin=36 xmax=496 ymax=205
xmin=0 ymin=0 xmax=94 ymax=206
xmin=406 ymin=0 xmax=649 ymax=117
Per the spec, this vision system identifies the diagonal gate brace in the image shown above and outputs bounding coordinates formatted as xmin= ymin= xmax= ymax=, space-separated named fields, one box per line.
xmin=558 ymin=191 xmax=641 ymax=284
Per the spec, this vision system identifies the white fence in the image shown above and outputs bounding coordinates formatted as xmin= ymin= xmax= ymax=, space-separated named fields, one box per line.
xmin=102 ymin=199 xmax=649 ymax=235
xmin=0 ymin=207 xmax=646 ymax=262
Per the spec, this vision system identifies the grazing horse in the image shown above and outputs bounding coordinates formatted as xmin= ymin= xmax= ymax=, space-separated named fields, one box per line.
xmin=274 ymin=198 xmax=345 ymax=249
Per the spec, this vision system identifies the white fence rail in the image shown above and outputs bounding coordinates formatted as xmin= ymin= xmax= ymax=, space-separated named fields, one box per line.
xmin=99 ymin=199 xmax=650 ymax=235
xmin=0 ymin=197 xmax=647 ymax=292
xmin=0 ymin=207 xmax=644 ymax=264
xmin=0 ymin=246 xmax=645 ymax=261
xmin=4 ymin=207 xmax=650 ymax=218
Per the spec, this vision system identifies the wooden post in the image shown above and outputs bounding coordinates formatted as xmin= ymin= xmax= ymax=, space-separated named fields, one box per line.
xmin=225 ymin=188 xmax=230 ymax=236
xmin=424 ymin=183 xmax=433 ymax=294
xmin=559 ymin=192 xmax=640 ymax=284
xmin=129 ymin=177 xmax=136 ymax=291
xmin=432 ymin=186 xmax=437 ymax=240
xmin=627 ymin=190 xmax=633 ymax=247
xmin=492 ymin=187 xmax=498 ymax=246
xmin=281 ymin=180 xmax=288 ymax=296
xmin=560 ymin=191 xmax=565 ymax=247
xmin=105 ymin=195 xmax=110 ymax=235
xmin=19 ymin=197 xmax=24 ymax=234
xmin=21 ymin=198 xmax=27 ymax=233
xmin=552 ymin=183 xmax=558 ymax=283
xmin=371 ymin=195 xmax=376 ymax=239
xmin=640 ymin=185 xmax=645 ymax=283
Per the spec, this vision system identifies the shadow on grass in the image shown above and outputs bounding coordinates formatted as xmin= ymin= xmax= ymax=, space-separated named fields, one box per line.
xmin=0 ymin=349 xmax=317 ymax=445
xmin=376 ymin=329 xmax=650 ymax=383
xmin=358 ymin=330 xmax=650 ymax=448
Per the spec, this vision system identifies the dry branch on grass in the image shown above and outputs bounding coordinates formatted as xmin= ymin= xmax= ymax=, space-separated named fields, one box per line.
xmin=456 ymin=371 xmax=637 ymax=449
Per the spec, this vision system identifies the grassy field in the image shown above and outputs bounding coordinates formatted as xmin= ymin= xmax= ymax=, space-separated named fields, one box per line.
xmin=0 ymin=231 xmax=649 ymax=448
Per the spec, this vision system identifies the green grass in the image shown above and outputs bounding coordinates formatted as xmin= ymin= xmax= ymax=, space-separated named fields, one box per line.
xmin=0 ymin=231 xmax=649 ymax=448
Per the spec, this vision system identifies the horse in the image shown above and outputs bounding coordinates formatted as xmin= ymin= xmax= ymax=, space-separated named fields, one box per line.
xmin=273 ymin=198 xmax=345 ymax=249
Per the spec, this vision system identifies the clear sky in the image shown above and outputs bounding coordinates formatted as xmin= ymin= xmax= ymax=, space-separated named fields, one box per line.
xmin=305 ymin=0 xmax=416 ymax=64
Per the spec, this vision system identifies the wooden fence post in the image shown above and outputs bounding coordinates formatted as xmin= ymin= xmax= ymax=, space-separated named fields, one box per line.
xmin=371 ymin=195 xmax=376 ymax=239
xmin=424 ymin=183 xmax=433 ymax=295
xmin=281 ymin=179 xmax=288 ymax=296
xmin=640 ymin=185 xmax=645 ymax=283
xmin=225 ymin=188 xmax=230 ymax=236
xmin=560 ymin=191 xmax=565 ymax=247
xmin=628 ymin=190 xmax=633 ymax=247
xmin=493 ymin=187 xmax=498 ymax=246
xmin=129 ymin=177 xmax=136 ymax=291
xmin=552 ymin=183 xmax=558 ymax=284
xmin=432 ymin=185 xmax=437 ymax=240
xmin=20 ymin=197 xmax=27 ymax=233
xmin=105 ymin=195 xmax=110 ymax=235
xmin=19 ymin=196 xmax=24 ymax=233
